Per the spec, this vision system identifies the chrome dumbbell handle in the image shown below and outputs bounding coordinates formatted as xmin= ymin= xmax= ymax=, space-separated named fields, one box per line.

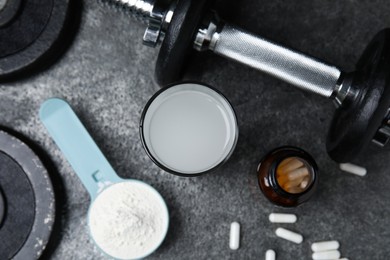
xmin=194 ymin=21 xmax=343 ymax=99
xmin=214 ymin=24 xmax=342 ymax=98
xmin=106 ymin=0 xmax=154 ymax=19
xmin=102 ymin=0 xmax=176 ymax=46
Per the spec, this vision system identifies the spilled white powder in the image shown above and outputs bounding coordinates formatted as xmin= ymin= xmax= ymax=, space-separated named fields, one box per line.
xmin=88 ymin=182 xmax=169 ymax=260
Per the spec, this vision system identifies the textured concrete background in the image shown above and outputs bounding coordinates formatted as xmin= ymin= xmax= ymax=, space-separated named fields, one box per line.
xmin=1 ymin=0 xmax=390 ymax=259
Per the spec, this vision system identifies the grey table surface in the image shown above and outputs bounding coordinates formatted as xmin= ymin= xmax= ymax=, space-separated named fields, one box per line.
xmin=1 ymin=0 xmax=390 ymax=259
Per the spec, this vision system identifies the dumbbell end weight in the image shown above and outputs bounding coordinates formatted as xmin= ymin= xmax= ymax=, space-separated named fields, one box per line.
xmin=327 ymin=29 xmax=390 ymax=162
xmin=155 ymin=0 xmax=212 ymax=86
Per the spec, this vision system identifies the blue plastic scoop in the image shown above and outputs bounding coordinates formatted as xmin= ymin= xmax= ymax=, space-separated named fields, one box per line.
xmin=39 ymin=98 xmax=169 ymax=259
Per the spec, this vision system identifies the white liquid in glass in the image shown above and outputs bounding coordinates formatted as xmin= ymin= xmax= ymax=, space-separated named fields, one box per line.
xmin=142 ymin=83 xmax=237 ymax=174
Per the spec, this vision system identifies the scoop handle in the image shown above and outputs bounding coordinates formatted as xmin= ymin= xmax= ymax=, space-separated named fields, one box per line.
xmin=39 ymin=98 xmax=122 ymax=200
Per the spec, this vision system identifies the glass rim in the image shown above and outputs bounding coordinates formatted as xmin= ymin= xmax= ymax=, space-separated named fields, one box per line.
xmin=139 ymin=81 xmax=239 ymax=177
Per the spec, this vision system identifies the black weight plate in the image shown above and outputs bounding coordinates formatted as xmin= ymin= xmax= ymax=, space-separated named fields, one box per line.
xmin=327 ymin=29 xmax=390 ymax=162
xmin=0 ymin=0 xmax=71 ymax=79
xmin=155 ymin=0 xmax=213 ymax=86
xmin=0 ymin=151 xmax=35 ymax=260
xmin=0 ymin=130 xmax=55 ymax=260
xmin=0 ymin=0 xmax=52 ymax=57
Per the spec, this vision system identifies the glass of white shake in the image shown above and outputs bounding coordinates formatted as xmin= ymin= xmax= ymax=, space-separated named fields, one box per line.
xmin=140 ymin=82 xmax=239 ymax=176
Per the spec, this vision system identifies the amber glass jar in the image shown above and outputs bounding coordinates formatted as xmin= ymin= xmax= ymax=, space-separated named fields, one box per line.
xmin=257 ymin=146 xmax=318 ymax=207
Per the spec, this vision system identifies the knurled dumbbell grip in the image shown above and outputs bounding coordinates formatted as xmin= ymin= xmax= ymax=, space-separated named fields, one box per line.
xmin=211 ymin=24 xmax=342 ymax=98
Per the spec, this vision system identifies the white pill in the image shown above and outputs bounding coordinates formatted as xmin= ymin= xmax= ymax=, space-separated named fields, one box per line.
xmin=275 ymin=228 xmax=303 ymax=244
xmin=312 ymin=250 xmax=341 ymax=260
xmin=269 ymin=213 xmax=297 ymax=223
xmin=340 ymin=163 xmax=367 ymax=177
xmin=339 ymin=258 xmax=349 ymax=260
xmin=311 ymin=240 xmax=340 ymax=252
xmin=265 ymin=249 xmax=276 ymax=260
xmin=229 ymin=222 xmax=240 ymax=250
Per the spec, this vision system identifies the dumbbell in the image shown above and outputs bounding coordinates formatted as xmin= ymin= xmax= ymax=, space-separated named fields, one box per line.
xmin=103 ymin=0 xmax=390 ymax=163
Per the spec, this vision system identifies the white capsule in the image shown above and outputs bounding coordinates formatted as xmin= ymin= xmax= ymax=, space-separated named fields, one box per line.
xmin=311 ymin=240 xmax=340 ymax=252
xmin=340 ymin=163 xmax=367 ymax=177
xmin=269 ymin=213 xmax=297 ymax=223
xmin=229 ymin=222 xmax=240 ymax=250
xmin=339 ymin=258 xmax=349 ymax=260
xmin=265 ymin=249 xmax=276 ymax=260
xmin=275 ymin=228 xmax=303 ymax=244
xmin=312 ymin=250 xmax=341 ymax=260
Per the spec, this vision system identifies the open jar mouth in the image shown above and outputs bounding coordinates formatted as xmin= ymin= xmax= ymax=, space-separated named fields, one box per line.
xmin=274 ymin=157 xmax=315 ymax=194
xmin=140 ymin=82 xmax=239 ymax=176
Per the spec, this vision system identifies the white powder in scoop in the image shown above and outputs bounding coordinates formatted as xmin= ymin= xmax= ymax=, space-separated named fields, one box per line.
xmin=88 ymin=182 xmax=168 ymax=259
